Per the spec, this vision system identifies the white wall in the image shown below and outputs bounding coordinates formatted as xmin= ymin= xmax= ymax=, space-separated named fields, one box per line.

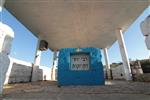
xmin=39 ymin=66 xmax=51 ymax=80
xmin=4 ymin=57 xmax=51 ymax=84
xmin=111 ymin=65 xmax=125 ymax=80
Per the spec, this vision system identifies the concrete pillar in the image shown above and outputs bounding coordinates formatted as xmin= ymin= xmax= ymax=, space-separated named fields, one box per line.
xmin=116 ymin=29 xmax=132 ymax=80
xmin=31 ymin=40 xmax=42 ymax=82
xmin=51 ymin=51 xmax=57 ymax=80
xmin=4 ymin=57 xmax=13 ymax=84
xmin=103 ymin=48 xmax=111 ymax=79
xmin=0 ymin=0 xmax=5 ymax=12
xmin=0 ymin=22 xmax=14 ymax=95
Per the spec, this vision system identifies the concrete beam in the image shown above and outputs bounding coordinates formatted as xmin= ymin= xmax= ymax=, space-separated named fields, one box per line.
xmin=116 ymin=29 xmax=132 ymax=81
xmin=103 ymin=48 xmax=111 ymax=79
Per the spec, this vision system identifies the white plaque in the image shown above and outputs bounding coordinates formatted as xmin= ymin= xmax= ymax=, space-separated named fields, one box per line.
xmin=70 ymin=53 xmax=90 ymax=70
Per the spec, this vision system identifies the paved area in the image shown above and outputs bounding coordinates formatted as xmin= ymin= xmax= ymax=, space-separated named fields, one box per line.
xmin=1 ymin=80 xmax=150 ymax=100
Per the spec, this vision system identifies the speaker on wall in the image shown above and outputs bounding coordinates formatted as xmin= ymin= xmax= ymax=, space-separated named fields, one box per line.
xmin=39 ymin=40 xmax=48 ymax=51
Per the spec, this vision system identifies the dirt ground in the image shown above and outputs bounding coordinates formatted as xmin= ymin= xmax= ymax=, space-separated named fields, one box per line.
xmin=1 ymin=80 xmax=150 ymax=100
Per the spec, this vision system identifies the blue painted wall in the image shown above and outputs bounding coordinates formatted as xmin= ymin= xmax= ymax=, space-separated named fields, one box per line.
xmin=57 ymin=48 xmax=105 ymax=86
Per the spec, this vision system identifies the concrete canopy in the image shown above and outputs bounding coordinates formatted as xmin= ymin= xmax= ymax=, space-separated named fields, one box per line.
xmin=4 ymin=0 xmax=149 ymax=51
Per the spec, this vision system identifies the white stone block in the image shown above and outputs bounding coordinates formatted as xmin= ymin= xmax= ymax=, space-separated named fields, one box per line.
xmin=111 ymin=65 xmax=125 ymax=80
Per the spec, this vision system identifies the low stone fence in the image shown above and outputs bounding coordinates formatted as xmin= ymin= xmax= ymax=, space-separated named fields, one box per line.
xmin=133 ymin=73 xmax=150 ymax=82
xmin=4 ymin=57 xmax=51 ymax=84
xmin=110 ymin=64 xmax=150 ymax=82
xmin=8 ymin=63 xmax=43 ymax=83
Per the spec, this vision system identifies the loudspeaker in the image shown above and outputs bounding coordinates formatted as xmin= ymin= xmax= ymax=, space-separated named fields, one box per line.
xmin=39 ymin=40 xmax=48 ymax=51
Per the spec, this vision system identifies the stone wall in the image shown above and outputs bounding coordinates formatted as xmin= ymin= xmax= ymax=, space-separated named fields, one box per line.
xmin=133 ymin=73 xmax=150 ymax=82
xmin=7 ymin=63 xmax=43 ymax=83
xmin=111 ymin=63 xmax=149 ymax=81
xmin=4 ymin=57 xmax=51 ymax=84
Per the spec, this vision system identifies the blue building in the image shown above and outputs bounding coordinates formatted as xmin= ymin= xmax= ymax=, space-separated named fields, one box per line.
xmin=57 ymin=48 xmax=105 ymax=86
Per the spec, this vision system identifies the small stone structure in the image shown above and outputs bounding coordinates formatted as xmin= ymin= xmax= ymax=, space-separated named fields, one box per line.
xmin=111 ymin=60 xmax=150 ymax=81
xmin=130 ymin=61 xmax=143 ymax=81
xmin=58 ymin=48 xmax=104 ymax=86
xmin=111 ymin=65 xmax=125 ymax=80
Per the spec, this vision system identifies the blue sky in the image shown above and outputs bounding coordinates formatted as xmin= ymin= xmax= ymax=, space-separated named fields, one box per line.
xmin=1 ymin=6 xmax=150 ymax=67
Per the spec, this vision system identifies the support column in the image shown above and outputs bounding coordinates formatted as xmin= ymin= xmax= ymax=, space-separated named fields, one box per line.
xmin=31 ymin=40 xmax=42 ymax=82
xmin=51 ymin=51 xmax=57 ymax=80
xmin=103 ymin=48 xmax=111 ymax=79
xmin=0 ymin=0 xmax=5 ymax=12
xmin=116 ymin=29 xmax=132 ymax=80
xmin=0 ymin=23 xmax=14 ymax=95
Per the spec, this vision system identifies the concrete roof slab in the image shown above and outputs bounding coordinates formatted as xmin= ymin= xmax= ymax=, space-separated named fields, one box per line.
xmin=4 ymin=0 xmax=149 ymax=50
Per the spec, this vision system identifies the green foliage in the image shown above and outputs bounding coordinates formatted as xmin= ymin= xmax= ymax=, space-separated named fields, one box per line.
xmin=140 ymin=59 xmax=150 ymax=73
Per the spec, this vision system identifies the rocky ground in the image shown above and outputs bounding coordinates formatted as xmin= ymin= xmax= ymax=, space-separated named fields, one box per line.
xmin=1 ymin=80 xmax=150 ymax=100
